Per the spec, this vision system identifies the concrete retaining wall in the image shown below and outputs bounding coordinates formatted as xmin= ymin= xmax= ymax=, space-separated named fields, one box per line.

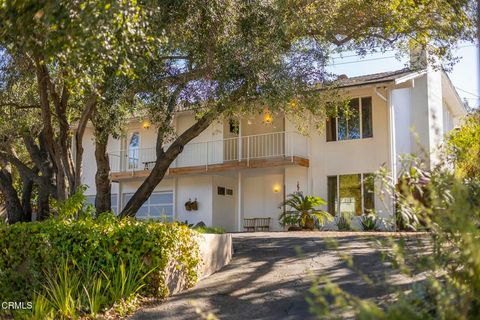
xmin=197 ymin=233 xmax=233 ymax=279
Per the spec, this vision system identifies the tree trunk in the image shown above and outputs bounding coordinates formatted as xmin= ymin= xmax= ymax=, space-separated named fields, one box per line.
xmin=94 ymin=134 xmax=111 ymax=214
xmin=20 ymin=174 xmax=34 ymax=222
xmin=74 ymin=95 xmax=96 ymax=193
xmin=119 ymin=107 xmax=221 ymax=218
xmin=0 ymin=169 xmax=24 ymax=224
xmin=37 ymin=187 xmax=50 ymax=221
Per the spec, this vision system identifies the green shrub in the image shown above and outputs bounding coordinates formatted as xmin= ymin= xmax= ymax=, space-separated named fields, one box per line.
xmin=0 ymin=213 xmax=201 ymax=316
xmin=360 ymin=213 xmax=378 ymax=231
xmin=309 ymin=157 xmax=480 ymax=319
xmin=336 ymin=212 xmax=352 ymax=231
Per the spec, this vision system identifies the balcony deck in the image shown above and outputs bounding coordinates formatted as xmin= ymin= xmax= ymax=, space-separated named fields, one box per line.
xmin=109 ymin=131 xmax=309 ymax=182
xmin=110 ymin=156 xmax=309 ymax=181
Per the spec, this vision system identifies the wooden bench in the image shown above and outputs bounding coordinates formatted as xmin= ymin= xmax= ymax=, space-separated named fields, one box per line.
xmin=243 ymin=217 xmax=271 ymax=232
xmin=243 ymin=218 xmax=256 ymax=232
xmin=255 ymin=217 xmax=271 ymax=231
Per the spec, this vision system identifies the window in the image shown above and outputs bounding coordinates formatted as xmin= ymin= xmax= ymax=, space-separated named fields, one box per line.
xmin=217 ymin=187 xmax=226 ymax=195
xmin=226 ymin=188 xmax=233 ymax=196
xmin=327 ymin=173 xmax=375 ymax=216
xmin=123 ymin=191 xmax=174 ymax=221
xmin=229 ymin=119 xmax=239 ymax=135
xmin=85 ymin=194 xmax=118 ymax=215
xmin=326 ymin=97 xmax=373 ymax=141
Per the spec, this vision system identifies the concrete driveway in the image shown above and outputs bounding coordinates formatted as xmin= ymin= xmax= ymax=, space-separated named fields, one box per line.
xmin=132 ymin=232 xmax=419 ymax=320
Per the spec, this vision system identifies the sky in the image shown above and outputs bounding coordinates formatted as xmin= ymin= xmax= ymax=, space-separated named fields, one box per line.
xmin=327 ymin=42 xmax=479 ymax=109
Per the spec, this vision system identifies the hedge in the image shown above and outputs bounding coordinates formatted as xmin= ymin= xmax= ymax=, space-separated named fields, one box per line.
xmin=0 ymin=213 xmax=201 ymax=303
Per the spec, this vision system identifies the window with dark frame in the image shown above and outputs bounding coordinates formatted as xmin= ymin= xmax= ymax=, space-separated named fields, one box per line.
xmin=327 ymin=173 xmax=375 ymax=216
xmin=217 ymin=187 xmax=226 ymax=195
xmin=226 ymin=188 xmax=233 ymax=196
xmin=326 ymin=96 xmax=373 ymax=142
xmin=229 ymin=119 xmax=239 ymax=135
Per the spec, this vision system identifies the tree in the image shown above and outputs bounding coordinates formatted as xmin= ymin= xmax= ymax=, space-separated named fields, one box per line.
xmin=119 ymin=0 xmax=475 ymax=218
xmin=447 ymin=109 xmax=480 ymax=180
xmin=0 ymin=0 xmax=155 ymax=221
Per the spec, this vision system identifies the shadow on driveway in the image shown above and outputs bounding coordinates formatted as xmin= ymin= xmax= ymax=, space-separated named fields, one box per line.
xmin=132 ymin=232 xmax=423 ymax=320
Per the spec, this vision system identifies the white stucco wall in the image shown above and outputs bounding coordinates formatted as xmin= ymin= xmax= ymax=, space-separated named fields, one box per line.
xmin=242 ymin=168 xmax=284 ymax=231
xmin=212 ymin=175 xmax=237 ymax=231
xmin=176 ymin=175 xmax=213 ymax=226
xmin=307 ymin=87 xmax=392 ymax=217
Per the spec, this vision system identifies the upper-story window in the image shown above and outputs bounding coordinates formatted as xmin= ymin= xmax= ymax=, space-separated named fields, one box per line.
xmin=326 ymin=97 xmax=373 ymax=142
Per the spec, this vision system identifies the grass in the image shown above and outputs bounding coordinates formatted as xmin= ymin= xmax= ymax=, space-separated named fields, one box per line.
xmin=193 ymin=226 xmax=225 ymax=234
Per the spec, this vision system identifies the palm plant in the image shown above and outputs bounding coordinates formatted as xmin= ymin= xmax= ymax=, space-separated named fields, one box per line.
xmin=279 ymin=192 xmax=332 ymax=230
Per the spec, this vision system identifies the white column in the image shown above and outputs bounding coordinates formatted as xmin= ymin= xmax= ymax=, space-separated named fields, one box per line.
xmin=237 ymin=171 xmax=242 ymax=232
xmin=117 ymin=181 xmax=123 ymax=215
xmin=388 ymin=89 xmax=398 ymax=183
xmin=238 ymin=120 xmax=243 ymax=162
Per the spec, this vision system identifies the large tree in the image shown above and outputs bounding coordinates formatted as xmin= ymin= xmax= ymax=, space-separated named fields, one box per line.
xmin=0 ymin=0 xmax=155 ymax=221
xmin=118 ymin=0 xmax=475 ymax=218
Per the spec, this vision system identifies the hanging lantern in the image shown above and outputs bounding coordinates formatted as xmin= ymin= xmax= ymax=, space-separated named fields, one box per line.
xmin=263 ymin=108 xmax=273 ymax=124
xmin=142 ymin=119 xmax=151 ymax=130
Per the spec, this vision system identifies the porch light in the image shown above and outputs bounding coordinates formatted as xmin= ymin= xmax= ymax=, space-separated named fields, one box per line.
xmin=263 ymin=108 xmax=273 ymax=124
xmin=273 ymin=185 xmax=281 ymax=193
xmin=142 ymin=119 xmax=151 ymax=130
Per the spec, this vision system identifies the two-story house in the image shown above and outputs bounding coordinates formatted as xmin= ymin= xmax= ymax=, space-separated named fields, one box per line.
xmin=79 ymin=62 xmax=466 ymax=232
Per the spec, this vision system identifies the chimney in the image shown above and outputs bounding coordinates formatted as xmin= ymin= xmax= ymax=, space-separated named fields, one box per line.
xmin=409 ymin=43 xmax=429 ymax=70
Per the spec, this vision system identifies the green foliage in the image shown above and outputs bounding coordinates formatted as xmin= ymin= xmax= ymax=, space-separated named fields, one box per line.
xmin=336 ymin=212 xmax=352 ymax=231
xmin=279 ymin=191 xmax=332 ymax=230
xmin=51 ymin=185 xmax=94 ymax=220
xmin=193 ymin=226 xmax=225 ymax=234
xmin=43 ymin=258 xmax=81 ymax=319
xmin=0 ymin=215 xmax=201 ymax=317
xmin=447 ymin=110 xmax=480 ymax=180
xmin=308 ymin=156 xmax=480 ymax=319
xmin=360 ymin=213 xmax=378 ymax=231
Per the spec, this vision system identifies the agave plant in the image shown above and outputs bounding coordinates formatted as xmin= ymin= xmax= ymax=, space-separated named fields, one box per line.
xmin=279 ymin=192 xmax=332 ymax=230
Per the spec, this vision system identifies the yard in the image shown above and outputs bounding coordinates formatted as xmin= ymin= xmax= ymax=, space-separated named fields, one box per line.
xmin=133 ymin=232 xmax=426 ymax=320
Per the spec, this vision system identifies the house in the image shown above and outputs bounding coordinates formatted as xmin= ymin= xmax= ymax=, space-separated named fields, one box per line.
xmin=79 ymin=59 xmax=466 ymax=232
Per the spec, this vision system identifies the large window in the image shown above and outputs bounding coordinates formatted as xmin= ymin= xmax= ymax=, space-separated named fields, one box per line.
xmin=326 ymin=97 xmax=373 ymax=142
xmin=327 ymin=173 xmax=375 ymax=216
xmin=85 ymin=194 xmax=118 ymax=215
xmin=123 ymin=191 xmax=174 ymax=221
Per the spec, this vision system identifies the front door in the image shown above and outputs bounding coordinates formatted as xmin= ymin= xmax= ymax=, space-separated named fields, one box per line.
xmin=126 ymin=131 xmax=140 ymax=170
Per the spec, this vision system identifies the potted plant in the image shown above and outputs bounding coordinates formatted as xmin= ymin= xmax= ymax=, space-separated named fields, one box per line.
xmin=279 ymin=191 xmax=332 ymax=230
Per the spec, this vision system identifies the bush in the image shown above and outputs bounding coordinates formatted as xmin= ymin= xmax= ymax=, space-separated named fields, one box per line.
xmin=308 ymin=157 xmax=480 ymax=319
xmin=0 ymin=213 xmax=201 ymax=317
xmin=336 ymin=212 xmax=352 ymax=231
xmin=360 ymin=213 xmax=378 ymax=231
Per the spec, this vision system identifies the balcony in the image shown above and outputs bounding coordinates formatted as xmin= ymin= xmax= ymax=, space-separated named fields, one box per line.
xmin=109 ymin=131 xmax=309 ymax=181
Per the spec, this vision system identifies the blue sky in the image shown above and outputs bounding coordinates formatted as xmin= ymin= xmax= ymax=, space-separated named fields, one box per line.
xmin=327 ymin=42 xmax=479 ymax=109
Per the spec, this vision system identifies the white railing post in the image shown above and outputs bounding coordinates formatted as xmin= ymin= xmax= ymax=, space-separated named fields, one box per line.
xmin=290 ymin=132 xmax=294 ymax=162
xmin=206 ymin=141 xmax=209 ymax=170
xmin=247 ymin=136 xmax=250 ymax=167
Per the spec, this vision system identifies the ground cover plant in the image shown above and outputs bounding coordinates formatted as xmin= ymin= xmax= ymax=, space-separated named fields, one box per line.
xmin=0 ymin=205 xmax=201 ymax=319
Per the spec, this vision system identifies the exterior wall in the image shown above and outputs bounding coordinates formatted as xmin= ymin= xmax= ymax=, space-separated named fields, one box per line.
xmin=81 ymin=126 xmax=120 ymax=197
xmin=392 ymin=88 xmax=413 ymax=161
xmin=242 ymin=168 xmax=284 ymax=231
xmin=176 ymin=175 xmax=214 ymax=226
xmin=212 ymin=175 xmax=237 ymax=231
xmin=410 ymin=71 xmax=444 ymax=167
xmin=308 ymin=87 xmax=392 ymax=217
